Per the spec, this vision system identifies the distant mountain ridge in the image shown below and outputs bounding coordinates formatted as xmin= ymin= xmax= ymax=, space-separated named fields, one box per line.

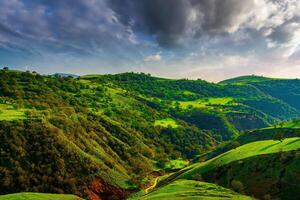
xmin=219 ymin=75 xmax=277 ymax=84
xmin=52 ymin=73 xmax=79 ymax=78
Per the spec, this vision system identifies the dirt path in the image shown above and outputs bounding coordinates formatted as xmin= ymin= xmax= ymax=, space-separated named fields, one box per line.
xmin=144 ymin=177 xmax=159 ymax=193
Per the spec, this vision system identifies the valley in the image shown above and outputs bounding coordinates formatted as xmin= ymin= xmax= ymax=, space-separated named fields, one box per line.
xmin=0 ymin=70 xmax=300 ymax=199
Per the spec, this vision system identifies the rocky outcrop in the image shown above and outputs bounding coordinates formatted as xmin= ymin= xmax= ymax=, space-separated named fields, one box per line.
xmin=87 ymin=179 xmax=129 ymax=200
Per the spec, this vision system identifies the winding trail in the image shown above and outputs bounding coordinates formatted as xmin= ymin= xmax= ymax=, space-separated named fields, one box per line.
xmin=145 ymin=177 xmax=159 ymax=193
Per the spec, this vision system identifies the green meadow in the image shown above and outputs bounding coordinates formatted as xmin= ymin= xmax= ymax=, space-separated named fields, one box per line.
xmin=154 ymin=118 xmax=179 ymax=128
xmin=0 ymin=104 xmax=26 ymax=121
xmin=0 ymin=193 xmax=82 ymax=200
xmin=175 ymin=97 xmax=237 ymax=110
xmin=275 ymin=120 xmax=300 ymax=129
xmin=134 ymin=180 xmax=252 ymax=200
xmin=165 ymin=159 xmax=189 ymax=170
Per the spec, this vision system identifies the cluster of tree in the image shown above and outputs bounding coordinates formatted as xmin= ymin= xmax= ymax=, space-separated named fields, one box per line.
xmin=0 ymin=120 xmax=98 ymax=196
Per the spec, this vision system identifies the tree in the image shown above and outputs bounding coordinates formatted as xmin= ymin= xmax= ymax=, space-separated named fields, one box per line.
xmin=273 ymin=132 xmax=284 ymax=142
xmin=231 ymin=180 xmax=244 ymax=193
xmin=229 ymin=141 xmax=241 ymax=149
xmin=192 ymin=174 xmax=203 ymax=181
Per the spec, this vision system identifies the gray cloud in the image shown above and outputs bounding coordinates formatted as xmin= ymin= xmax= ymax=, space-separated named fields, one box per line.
xmin=0 ymin=0 xmax=138 ymax=58
xmin=269 ymin=18 xmax=300 ymax=44
xmin=109 ymin=0 xmax=299 ymax=47
xmin=1 ymin=0 xmax=298 ymax=51
xmin=0 ymin=0 xmax=299 ymax=79
xmin=108 ymin=0 xmax=254 ymax=46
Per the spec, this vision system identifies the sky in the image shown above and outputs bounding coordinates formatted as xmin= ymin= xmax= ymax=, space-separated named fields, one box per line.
xmin=0 ymin=0 xmax=300 ymax=82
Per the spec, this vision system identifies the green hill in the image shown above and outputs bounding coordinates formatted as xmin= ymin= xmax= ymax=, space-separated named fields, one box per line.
xmin=219 ymin=75 xmax=276 ymax=84
xmin=105 ymin=73 xmax=300 ymax=135
xmin=0 ymin=193 xmax=82 ymax=200
xmin=130 ymin=180 xmax=252 ymax=200
xmin=221 ymin=76 xmax=300 ymax=115
xmin=1 ymin=70 xmax=300 ymax=199
xmin=159 ymin=138 xmax=300 ymax=199
xmin=179 ymin=137 xmax=300 ymax=179
xmin=0 ymin=70 xmax=217 ymax=199
xmin=194 ymin=119 xmax=300 ymax=163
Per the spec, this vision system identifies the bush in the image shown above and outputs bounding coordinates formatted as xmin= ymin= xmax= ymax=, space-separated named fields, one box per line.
xmin=273 ymin=132 xmax=284 ymax=142
xmin=229 ymin=141 xmax=241 ymax=149
xmin=231 ymin=180 xmax=244 ymax=193
xmin=192 ymin=174 xmax=203 ymax=181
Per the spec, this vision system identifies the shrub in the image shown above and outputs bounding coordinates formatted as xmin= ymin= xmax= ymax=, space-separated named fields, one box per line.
xmin=273 ymin=132 xmax=284 ymax=142
xmin=231 ymin=180 xmax=244 ymax=193
xmin=192 ymin=174 xmax=203 ymax=181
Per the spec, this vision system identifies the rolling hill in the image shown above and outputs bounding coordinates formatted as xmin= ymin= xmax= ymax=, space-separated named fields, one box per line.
xmin=1 ymin=69 xmax=300 ymax=199
xmin=219 ymin=75 xmax=277 ymax=84
xmin=0 ymin=193 xmax=82 ymax=200
xmin=130 ymin=180 xmax=253 ymax=200
xmin=152 ymin=137 xmax=300 ymax=200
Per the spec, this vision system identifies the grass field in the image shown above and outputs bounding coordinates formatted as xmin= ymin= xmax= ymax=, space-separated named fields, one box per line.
xmin=0 ymin=104 xmax=26 ymax=121
xmin=165 ymin=159 xmax=189 ymax=170
xmin=154 ymin=118 xmax=179 ymax=128
xmin=272 ymin=120 xmax=300 ymax=129
xmin=0 ymin=193 xmax=82 ymax=200
xmin=133 ymin=180 xmax=252 ymax=200
xmin=178 ymin=137 xmax=300 ymax=180
xmin=175 ymin=97 xmax=236 ymax=110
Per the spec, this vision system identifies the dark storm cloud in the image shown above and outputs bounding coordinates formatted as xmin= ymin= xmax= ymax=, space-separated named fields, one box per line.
xmin=108 ymin=0 xmax=256 ymax=47
xmin=193 ymin=0 xmax=254 ymax=33
xmin=108 ymin=0 xmax=194 ymax=46
xmin=0 ymin=0 xmax=298 ymax=52
xmin=269 ymin=17 xmax=300 ymax=44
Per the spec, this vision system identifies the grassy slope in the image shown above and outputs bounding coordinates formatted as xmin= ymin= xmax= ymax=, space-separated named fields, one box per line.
xmin=154 ymin=118 xmax=179 ymax=128
xmin=151 ymin=137 xmax=300 ymax=199
xmin=199 ymin=150 xmax=300 ymax=199
xmin=131 ymin=180 xmax=252 ymax=200
xmin=0 ymin=193 xmax=81 ymax=200
xmin=175 ymin=97 xmax=236 ymax=110
xmin=179 ymin=137 xmax=300 ymax=180
xmin=269 ymin=119 xmax=300 ymax=129
xmin=0 ymin=104 xmax=27 ymax=121
xmin=165 ymin=159 xmax=189 ymax=170
xmin=194 ymin=120 xmax=300 ymax=164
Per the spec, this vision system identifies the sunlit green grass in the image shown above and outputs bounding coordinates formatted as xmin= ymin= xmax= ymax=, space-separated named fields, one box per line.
xmin=154 ymin=118 xmax=179 ymax=128
xmin=175 ymin=97 xmax=236 ymax=109
xmin=181 ymin=90 xmax=197 ymax=96
xmin=0 ymin=104 xmax=26 ymax=121
xmin=273 ymin=120 xmax=300 ymax=129
xmin=258 ymin=120 xmax=300 ymax=132
xmin=178 ymin=137 xmax=300 ymax=180
xmin=132 ymin=180 xmax=252 ymax=200
xmin=165 ymin=159 xmax=189 ymax=170
xmin=0 ymin=193 xmax=82 ymax=200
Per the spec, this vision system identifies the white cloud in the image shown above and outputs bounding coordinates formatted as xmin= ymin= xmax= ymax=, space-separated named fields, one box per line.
xmin=144 ymin=53 xmax=162 ymax=62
